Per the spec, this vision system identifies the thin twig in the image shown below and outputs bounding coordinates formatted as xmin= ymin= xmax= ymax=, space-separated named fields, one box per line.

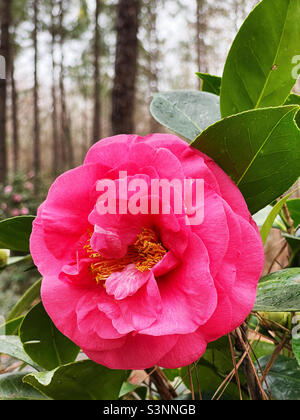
xmin=228 ymin=333 xmax=242 ymax=400
xmin=188 ymin=365 xmax=195 ymax=400
xmin=145 ymin=366 xmax=177 ymax=400
xmin=260 ymin=334 xmax=288 ymax=384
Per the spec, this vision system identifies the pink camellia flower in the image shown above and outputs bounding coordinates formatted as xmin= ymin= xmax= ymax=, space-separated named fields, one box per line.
xmin=13 ymin=194 xmax=22 ymax=203
xmin=1 ymin=203 xmax=7 ymax=210
xmin=11 ymin=209 xmax=20 ymax=217
xmin=25 ymin=182 xmax=34 ymax=191
xmin=30 ymin=134 xmax=264 ymax=369
xmin=20 ymin=207 xmax=29 ymax=215
xmin=4 ymin=185 xmax=13 ymax=194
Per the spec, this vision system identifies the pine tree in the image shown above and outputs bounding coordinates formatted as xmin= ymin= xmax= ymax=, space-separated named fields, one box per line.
xmin=0 ymin=0 xmax=11 ymax=183
xmin=92 ymin=0 xmax=101 ymax=143
xmin=111 ymin=0 xmax=140 ymax=135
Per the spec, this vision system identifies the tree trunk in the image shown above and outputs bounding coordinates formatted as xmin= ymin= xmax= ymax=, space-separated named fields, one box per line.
xmin=11 ymin=54 xmax=19 ymax=173
xmin=147 ymin=0 xmax=160 ymax=133
xmin=111 ymin=0 xmax=140 ymax=135
xmin=33 ymin=0 xmax=41 ymax=192
xmin=196 ymin=0 xmax=204 ymax=89
xmin=59 ymin=0 xmax=74 ymax=169
xmin=50 ymin=0 xmax=59 ymax=177
xmin=92 ymin=0 xmax=101 ymax=144
xmin=0 ymin=0 xmax=11 ymax=183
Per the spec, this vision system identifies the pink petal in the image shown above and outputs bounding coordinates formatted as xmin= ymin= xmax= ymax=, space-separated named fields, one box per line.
xmin=105 ymin=264 xmax=152 ymax=300
xmin=141 ymin=233 xmax=217 ymax=336
xmin=83 ymin=333 xmax=178 ymax=370
xmin=158 ymin=330 xmax=207 ymax=369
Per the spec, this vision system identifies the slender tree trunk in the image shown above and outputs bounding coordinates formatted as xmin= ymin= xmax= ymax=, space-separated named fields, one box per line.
xmin=196 ymin=0 xmax=203 ymax=89
xmin=11 ymin=55 xmax=19 ymax=173
xmin=33 ymin=0 xmax=41 ymax=192
xmin=92 ymin=0 xmax=101 ymax=144
xmin=0 ymin=0 xmax=11 ymax=183
xmin=50 ymin=0 xmax=59 ymax=177
xmin=147 ymin=0 xmax=160 ymax=132
xmin=59 ymin=0 xmax=73 ymax=169
xmin=111 ymin=0 xmax=140 ymax=135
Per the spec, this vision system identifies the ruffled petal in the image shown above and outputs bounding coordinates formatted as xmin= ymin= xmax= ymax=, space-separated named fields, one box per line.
xmin=141 ymin=233 xmax=217 ymax=336
xmin=84 ymin=333 xmax=178 ymax=370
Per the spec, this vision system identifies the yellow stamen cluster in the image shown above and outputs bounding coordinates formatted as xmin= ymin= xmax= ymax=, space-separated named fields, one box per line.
xmin=84 ymin=228 xmax=167 ymax=284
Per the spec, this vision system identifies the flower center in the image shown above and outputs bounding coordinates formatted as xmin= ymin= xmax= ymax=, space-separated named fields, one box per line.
xmin=84 ymin=228 xmax=167 ymax=284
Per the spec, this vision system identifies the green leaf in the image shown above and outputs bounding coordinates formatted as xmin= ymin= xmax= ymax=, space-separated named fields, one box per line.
xmin=257 ymin=355 xmax=300 ymax=400
xmin=163 ymin=368 xmax=180 ymax=382
xmin=0 ymin=316 xmax=24 ymax=336
xmin=0 ymin=335 xmax=38 ymax=368
xmin=23 ymin=360 xmax=127 ymax=400
xmin=283 ymin=232 xmax=300 ymax=253
xmin=19 ymin=302 xmax=79 ymax=370
xmin=196 ymin=72 xmax=221 ymax=96
xmin=0 ymin=216 xmax=35 ymax=252
xmin=251 ymin=340 xmax=275 ymax=361
xmin=283 ymin=233 xmax=300 ymax=266
xmin=285 ymin=94 xmax=300 ymax=128
xmin=192 ymin=106 xmax=300 ymax=214
xmin=220 ymin=0 xmax=300 ymax=117
xmin=0 ymin=373 xmax=47 ymax=400
xmin=286 ymin=198 xmax=300 ymax=227
xmin=292 ymin=336 xmax=300 ymax=367
xmin=260 ymin=193 xmax=294 ymax=245
xmin=253 ymin=205 xmax=285 ymax=230
xmin=119 ymin=382 xmax=147 ymax=399
xmin=254 ymin=268 xmax=300 ymax=312
xmin=6 ymin=278 xmax=41 ymax=322
xmin=150 ymin=90 xmax=220 ymax=142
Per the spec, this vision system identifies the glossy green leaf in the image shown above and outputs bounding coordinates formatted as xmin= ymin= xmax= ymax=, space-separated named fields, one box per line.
xmin=285 ymin=94 xmax=300 ymax=128
xmin=6 ymin=278 xmax=41 ymax=322
xmin=19 ymin=302 xmax=79 ymax=370
xmin=196 ymin=72 xmax=221 ymax=96
xmin=251 ymin=340 xmax=275 ymax=361
xmin=0 ymin=335 xmax=38 ymax=368
xmin=283 ymin=233 xmax=300 ymax=253
xmin=286 ymin=198 xmax=300 ymax=227
xmin=257 ymin=355 xmax=300 ymax=400
xmin=0 ymin=216 xmax=35 ymax=252
xmin=260 ymin=193 xmax=293 ymax=245
xmin=283 ymin=233 xmax=300 ymax=267
xmin=192 ymin=106 xmax=300 ymax=214
xmin=150 ymin=90 xmax=220 ymax=142
xmin=254 ymin=268 xmax=300 ymax=312
xmin=221 ymin=0 xmax=300 ymax=117
xmin=0 ymin=373 xmax=46 ymax=400
xmin=292 ymin=336 xmax=300 ymax=367
xmin=253 ymin=205 xmax=285 ymax=230
xmin=0 ymin=316 xmax=24 ymax=336
xmin=23 ymin=360 xmax=127 ymax=400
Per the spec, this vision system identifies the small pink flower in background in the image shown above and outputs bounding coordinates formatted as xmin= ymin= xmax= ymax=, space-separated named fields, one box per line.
xmin=30 ymin=134 xmax=264 ymax=370
xmin=27 ymin=170 xmax=35 ymax=179
xmin=20 ymin=207 xmax=29 ymax=215
xmin=12 ymin=194 xmax=22 ymax=203
xmin=1 ymin=203 xmax=7 ymax=210
xmin=11 ymin=209 xmax=20 ymax=217
xmin=4 ymin=185 xmax=12 ymax=194
xmin=25 ymin=182 xmax=34 ymax=191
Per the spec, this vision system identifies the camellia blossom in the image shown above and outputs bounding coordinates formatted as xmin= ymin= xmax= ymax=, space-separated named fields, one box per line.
xmin=20 ymin=207 xmax=29 ymax=215
xmin=30 ymin=134 xmax=264 ymax=369
xmin=4 ymin=185 xmax=12 ymax=194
